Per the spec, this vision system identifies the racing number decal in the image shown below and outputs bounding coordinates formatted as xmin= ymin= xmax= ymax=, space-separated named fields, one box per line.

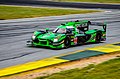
xmin=74 ymin=37 xmax=77 ymax=44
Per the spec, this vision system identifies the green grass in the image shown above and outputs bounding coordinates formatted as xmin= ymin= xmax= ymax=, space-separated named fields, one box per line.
xmin=0 ymin=5 xmax=100 ymax=20
xmin=53 ymin=0 xmax=120 ymax=4
xmin=36 ymin=57 xmax=120 ymax=79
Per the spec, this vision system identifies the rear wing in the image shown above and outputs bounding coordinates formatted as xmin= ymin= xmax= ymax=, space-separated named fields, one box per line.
xmin=89 ymin=22 xmax=107 ymax=32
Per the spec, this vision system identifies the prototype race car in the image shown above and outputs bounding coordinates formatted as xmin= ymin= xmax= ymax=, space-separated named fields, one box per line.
xmin=27 ymin=20 xmax=107 ymax=49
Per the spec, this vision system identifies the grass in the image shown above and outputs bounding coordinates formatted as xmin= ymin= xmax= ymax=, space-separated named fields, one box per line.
xmin=36 ymin=57 xmax=120 ymax=79
xmin=53 ymin=0 xmax=120 ymax=4
xmin=0 ymin=5 xmax=100 ymax=20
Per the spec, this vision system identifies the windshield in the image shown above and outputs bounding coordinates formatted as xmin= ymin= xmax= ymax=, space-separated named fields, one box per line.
xmin=53 ymin=28 xmax=66 ymax=33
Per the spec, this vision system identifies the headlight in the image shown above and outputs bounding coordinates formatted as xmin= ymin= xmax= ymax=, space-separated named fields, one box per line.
xmin=53 ymin=38 xmax=58 ymax=42
xmin=32 ymin=35 xmax=36 ymax=40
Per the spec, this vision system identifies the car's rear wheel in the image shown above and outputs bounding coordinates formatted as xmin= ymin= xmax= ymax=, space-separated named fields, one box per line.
xmin=95 ymin=33 xmax=102 ymax=43
xmin=64 ymin=37 xmax=71 ymax=48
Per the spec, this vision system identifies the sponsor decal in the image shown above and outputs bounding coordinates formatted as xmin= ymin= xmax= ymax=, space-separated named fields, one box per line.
xmin=71 ymin=36 xmax=74 ymax=38
xmin=74 ymin=37 xmax=77 ymax=44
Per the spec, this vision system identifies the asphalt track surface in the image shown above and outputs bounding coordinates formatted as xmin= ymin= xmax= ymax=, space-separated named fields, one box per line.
xmin=0 ymin=0 xmax=120 ymax=9
xmin=0 ymin=10 xmax=120 ymax=69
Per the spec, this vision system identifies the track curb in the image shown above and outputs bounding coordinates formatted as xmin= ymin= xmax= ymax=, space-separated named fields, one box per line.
xmin=0 ymin=42 xmax=120 ymax=77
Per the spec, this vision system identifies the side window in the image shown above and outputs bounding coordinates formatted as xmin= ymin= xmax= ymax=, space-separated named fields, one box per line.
xmin=76 ymin=24 xmax=81 ymax=27
xmin=81 ymin=23 xmax=88 ymax=27
xmin=84 ymin=23 xmax=88 ymax=27
xmin=66 ymin=28 xmax=74 ymax=34
xmin=66 ymin=26 xmax=75 ymax=34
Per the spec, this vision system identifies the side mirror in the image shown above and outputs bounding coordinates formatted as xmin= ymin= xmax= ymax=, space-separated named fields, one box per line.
xmin=45 ymin=28 xmax=49 ymax=33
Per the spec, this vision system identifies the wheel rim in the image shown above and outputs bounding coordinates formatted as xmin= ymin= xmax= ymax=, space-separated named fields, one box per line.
xmin=64 ymin=39 xmax=70 ymax=48
xmin=96 ymin=34 xmax=101 ymax=42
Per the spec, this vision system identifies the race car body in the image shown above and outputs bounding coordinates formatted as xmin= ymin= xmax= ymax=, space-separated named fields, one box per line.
xmin=27 ymin=20 xmax=107 ymax=49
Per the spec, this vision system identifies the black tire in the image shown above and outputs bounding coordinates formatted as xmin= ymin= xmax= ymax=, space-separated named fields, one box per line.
xmin=64 ymin=37 xmax=71 ymax=48
xmin=95 ymin=33 xmax=102 ymax=43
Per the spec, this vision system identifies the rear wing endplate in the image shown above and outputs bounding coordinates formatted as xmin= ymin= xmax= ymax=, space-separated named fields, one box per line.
xmin=89 ymin=22 xmax=107 ymax=32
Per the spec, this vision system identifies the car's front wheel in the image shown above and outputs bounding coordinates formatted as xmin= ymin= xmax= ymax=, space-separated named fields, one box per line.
xmin=64 ymin=37 xmax=71 ymax=48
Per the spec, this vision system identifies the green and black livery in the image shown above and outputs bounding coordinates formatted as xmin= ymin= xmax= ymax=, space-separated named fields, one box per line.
xmin=27 ymin=20 xmax=107 ymax=49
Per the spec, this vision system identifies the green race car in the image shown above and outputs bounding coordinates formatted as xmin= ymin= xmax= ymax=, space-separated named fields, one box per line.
xmin=27 ymin=20 xmax=106 ymax=49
